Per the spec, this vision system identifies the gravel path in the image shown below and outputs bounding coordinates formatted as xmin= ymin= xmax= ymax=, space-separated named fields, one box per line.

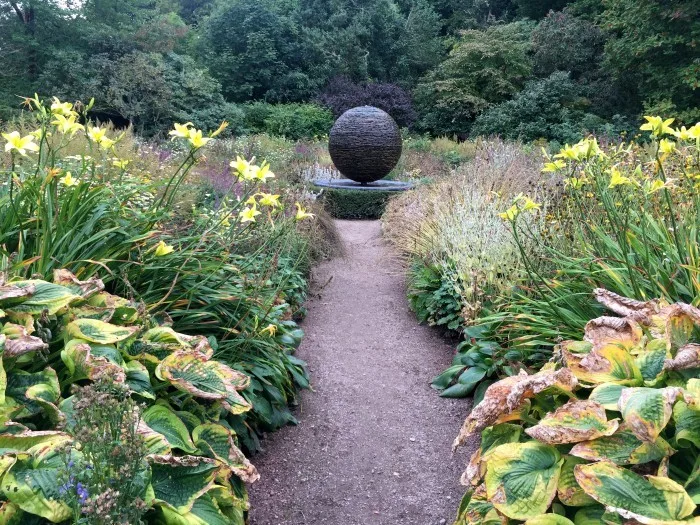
xmin=248 ymin=220 xmax=470 ymax=525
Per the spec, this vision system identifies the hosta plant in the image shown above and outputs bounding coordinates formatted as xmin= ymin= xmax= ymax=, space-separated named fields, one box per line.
xmin=0 ymin=269 xmax=259 ymax=524
xmin=453 ymin=288 xmax=700 ymax=524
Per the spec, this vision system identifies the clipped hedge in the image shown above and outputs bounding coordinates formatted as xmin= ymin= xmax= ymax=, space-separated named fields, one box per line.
xmin=321 ymin=188 xmax=395 ymax=220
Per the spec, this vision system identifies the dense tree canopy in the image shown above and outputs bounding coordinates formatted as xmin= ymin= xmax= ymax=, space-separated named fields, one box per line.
xmin=0 ymin=0 xmax=698 ymax=139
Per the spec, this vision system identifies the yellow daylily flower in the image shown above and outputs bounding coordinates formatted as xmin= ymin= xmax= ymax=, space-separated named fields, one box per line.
xmin=643 ymin=179 xmax=669 ymax=194
xmin=521 ymin=197 xmax=541 ymax=212
xmin=659 ymin=139 xmax=676 ymax=154
xmin=154 ymin=241 xmax=175 ymax=257
xmin=52 ymin=114 xmax=84 ymax=136
xmin=295 ymin=203 xmax=315 ymax=221
xmin=113 ymin=159 xmax=130 ymax=169
xmin=87 ymin=126 xmax=107 ymax=143
xmin=230 ymin=156 xmax=256 ymax=181
xmin=608 ymin=167 xmax=634 ymax=189
xmin=260 ymin=324 xmax=277 ymax=337
xmin=239 ymin=205 xmax=261 ymax=223
xmin=565 ymin=176 xmax=587 ymax=190
xmin=555 ymin=144 xmax=580 ymax=161
xmin=2 ymin=131 xmax=39 ymax=156
xmin=252 ymin=161 xmax=275 ymax=181
xmin=59 ymin=172 xmax=79 ymax=187
xmin=672 ymin=126 xmax=693 ymax=141
xmin=245 ymin=195 xmax=257 ymax=206
xmin=187 ymin=128 xmax=211 ymax=149
xmin=211 ymin=121 xmax=229 ymax=138
xmin=98 ymin=137 xmax=116 ymax=150
xmin=498 ymin=204 xmax=519 ymax=221
xmin=688 ymin=123 xmax=700 ymax=139
xmin=169 ymin=122 xmax=193 ymax=140
xmin=258 ymin=193 xmax=281 ymax=207
xmin=50 ymin=97 xmax=74 ymax=116
xmin=640 ymin=116 xmax=675 ymax=137
xmin=542 ymin=160 xmax=566 ymax=173
xmin=29 ymin=128 xmax=47 ymax=140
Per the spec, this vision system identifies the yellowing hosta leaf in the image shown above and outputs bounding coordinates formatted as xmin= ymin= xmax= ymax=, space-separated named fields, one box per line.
xmin=143 ymin=328 xmax=214 ymax=358
xmin=463 ymin=423 xmax=523 ymax=486
xmin=570 ymin=425 xmax=674 ymax=465
xmin=0 ymin=501 xmax=23 ymax=524
xmin=453 ymin=369 xmax=578 ymax=450
xmin=484 ymin=441 xmax=563 ymax=520
xmin=0 ymin=430 xmax=71 ymax=455
xmin=636 ymin=341 xmax=669 ymax=384
xmin=563 ymin=344 xmax=642 ymax=386
xmin=1 ymin=280 xmax=79 ymax=315
xmin=124 ymin=360 xmax=156 ymax=400
xmin=156 ymin=350 xmax=251 ymax=415
xmin=454 ymin=485 xmax=503 ymax=525
xmin=149 ymin=455 xmax=220 ymax=514
xmin=584 ymin=315 xmax=643 ymax=350
xmin=86 ymin=291 xmax=139 ymax=325
xmin=6 ymin=369 xmax=60 ymax=419
xmin=664 ymin=344 xmax=700 ymax=371
xmin=618 ymin=387 xmax=684 ymax=441
xmin=60 ymin=339 xmax=126 ymax=383
xmin=157 ymin=494 xmax=235 ymax=525
xmin=589 ymin=383 xmax=628 ymax=411
xmin=557 ymin=455 xmax=597 ymax=507
xmin=525 ymin=515 xmax=575 ymax=525
xmin=673 ymin=398 xmax=700 ymax=448
xmin=2 ymin=447 xmax=71 ymax=522
xmin=65 ymin=319 xmax=138 ymax=344
xmin=525 ymin=400 xmax=619 ymax=444
xmin=574 ymin=461 xmax=696 ymax=524
xmin=143 ymin=405 xmax=197 ymax=454
xmin=1 ymin=323 xmax=47 ymax=358
xmin=0 ymin=283 xmax=34 ymax=303
xmin=52 ymin=269 xmax=104 ymax=299
xmin=573 ymin=507 xmax=607 ymax=525
xmin=137 ymin=420 xmax=171 ymax=455
xmin=192 ymin=423 xmax=259 ymax=483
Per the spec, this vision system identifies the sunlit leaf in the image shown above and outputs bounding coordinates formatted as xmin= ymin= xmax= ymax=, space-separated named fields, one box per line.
xmin=570 ymin=425 xmax=674 ymax=465
xmin=618 ymin=387 xmax=684 ymax=441
xmin=143 ymin=405 xmax=197 ymax=454
xmin=65 ymin=319 xmax=138 ymax=344
xmin=525 ymin=400 xmax=619 ymax=444
xmin=563 ymin=344 xmax=642 ymax=386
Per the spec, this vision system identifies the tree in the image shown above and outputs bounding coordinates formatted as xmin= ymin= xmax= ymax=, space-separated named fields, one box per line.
xmin=414 ymin=21 xmax=534 ymax=136
xmin=601 ymin=0 xmax=700 ymax=122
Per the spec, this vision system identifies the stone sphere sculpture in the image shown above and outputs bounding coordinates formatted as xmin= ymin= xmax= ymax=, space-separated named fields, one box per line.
xmin=328 ymin=106 xmax=403 ymax=184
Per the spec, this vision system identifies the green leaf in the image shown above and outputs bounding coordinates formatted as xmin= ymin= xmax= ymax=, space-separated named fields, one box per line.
xmin=564 ymin=344 xmax=643 ymax=386
xmin=619 ymin=387 xmax=684 ymax=441
xmin=0 ymin=430 xmax=71 ymax=455
xmin=673 ymin=397 xmax=700 ymax=448
xmin=65 ymin=319 xmax=138 ymax=344
xmin=525 ymin=400 xmax=619 ymax=445
xmin=158 ymin=494 xmax=235 ymax=525
xmin=143 ymin=405 xmax=197 ymax=454
xmin=525 ymin=515 xmax=575 ymax=525
xmin=636 ymin=340 xmax=667 ymax=384
xmin=454 ymin=485 xmax=502 ymax=525
xmin=570 ymin=426 xmax=674 ymax=465
xmin=150 ymin=456 xmax=220 ymax=514
xmin=431 ymin=365 xmax=464 ymax=390
xmin=1 ymin=281 xmax=79 ymax=315
xmin=575 ymin=461 xmax=696 ymax=523
xmin=484 ymin=441 xmax=563 ymax=520
xmin=589 ymin=383 xmax=627 ymax=411
xmin=557 ymin=455 xmax=597 ymax=507
xmin=125 ymin=361 xmax=156 ymax=399
xmin=6 ymin=369 xmax=60 ymax=419
xmin=156 ymin=351 xmax=251 ymax=415
xmin=573 ymin=507 xmax=607 ymax=525
xmin=192 ymin=423 xmax=259 ymax=483
xmin=60 ymin=339 xmax=125 ymax=383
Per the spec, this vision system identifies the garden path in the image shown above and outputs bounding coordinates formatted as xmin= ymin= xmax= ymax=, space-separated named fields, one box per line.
xmin=248 ymin=220 xmax=469 ymax=525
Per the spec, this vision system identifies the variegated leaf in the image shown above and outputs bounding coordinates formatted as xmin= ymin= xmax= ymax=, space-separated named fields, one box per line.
xmin=618 ymin=387 xmax=684 ymax=442
xmin=52 ymin=269 xmax=104 ymax=299
xmin=557 ymin=455 xmax=597 ymax=507
xmin=525 ymin=400 xmax=619 ymax=445
xmin=192 ymin=423 xmax=259 ymax=483
xmin=563 ymin=344 xmax=642 ymax=386
xmin=149 ymin=455 xmax=221 ymax=514
xmin=1 ymin=280 xmax=79 ymax=316
xmin=570 ymin=425 xmax=674 ymax=465
xmin=589 ymin=383 xmax=627 ymax=411
xmin=143 ymin=405 xmax=197 ymax=454
xmin=65 ymin=319 xmax=138 ymax=344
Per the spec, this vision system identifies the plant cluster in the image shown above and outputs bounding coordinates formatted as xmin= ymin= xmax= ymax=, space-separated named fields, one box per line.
xmin=0 ymin=270 xmax=258 ymax=524
xmin=453 ymin=288 xmax=700 ymax=524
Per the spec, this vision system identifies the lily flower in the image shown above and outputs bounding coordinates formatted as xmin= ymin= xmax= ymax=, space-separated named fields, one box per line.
xmin=2 ymin=131 xmax=39 ymax=156
xmin=154 ymin=241 xmax=175 ymax=257
xmin=295 ymin=203 xmax=315 ymax=221
xmin=50 ymin=97 xmax=74 ymax=116
xmin=169 ymin=122 xmax=193 ymax=140
xmin=640 ymin=116 xmax=675 ymax=137
xmin=112 ymin=159 xmax=129 ymax=169
xmin=187 ymin=128 xmax=211 ymax=149
xmin=52 ymin=114 xmax=84 ymax=136
xmin=239 ymin=205 xmax=261 ymax=223
xmin=608 ymin=167 xmax=635 ymax=189
xmin=258 ymin=193 xmax=281 ymax=207
xmin=59 ymin=172 xmax=79 ymax=187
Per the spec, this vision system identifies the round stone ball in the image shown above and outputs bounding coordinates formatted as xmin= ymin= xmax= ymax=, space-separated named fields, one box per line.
xmin=328 ymin=106 xmax=403 ymax=184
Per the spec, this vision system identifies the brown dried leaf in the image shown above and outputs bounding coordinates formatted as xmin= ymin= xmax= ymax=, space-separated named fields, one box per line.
xmin=664 ymin=344 xmax=700 ymax=371
xmin=584 ymin=316 xmax=643 ymax=350
xmin=452 ymin=369 xmax=578 ymax=450
xmin=0 ymin=283 xmax=35 ymax=302
xmin=524 ymin=400 xmax=619 ymax=445
xmin=2 ymin=323 xmax=48 ymax=357
xmin=52 ymin=269 xmax=104 ymax=299
xmin=593 ymin=288 xmax=659 ymax=323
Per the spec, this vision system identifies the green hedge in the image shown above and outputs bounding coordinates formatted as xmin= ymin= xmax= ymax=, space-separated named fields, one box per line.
xmin=321 ymin=188 xmax=395 ymax=220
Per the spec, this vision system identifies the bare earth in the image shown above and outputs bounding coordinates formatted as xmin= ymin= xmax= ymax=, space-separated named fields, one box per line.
xmin=248 ymin=220 xmax=470 ymax=525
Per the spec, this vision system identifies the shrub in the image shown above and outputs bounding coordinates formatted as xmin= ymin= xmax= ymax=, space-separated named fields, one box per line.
xmin=243 ymin=102 xmax=333 ymax=140
xmin=452 ymin=289 xmax=700 ymax=524
xmin=317 ymin=76 xmax=418 ymax=128
xmin=322 ymin=188 xmax=394 ymax=220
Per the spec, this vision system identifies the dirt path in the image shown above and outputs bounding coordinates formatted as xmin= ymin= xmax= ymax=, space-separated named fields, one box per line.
xmin=248 ymin=220 xmax=469 ymax=525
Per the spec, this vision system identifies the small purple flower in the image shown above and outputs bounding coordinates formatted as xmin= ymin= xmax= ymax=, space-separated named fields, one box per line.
xmin=76 ymin=482 xmax=89 ymax=505
xmin=67 ymin=460 xmax=74 ymax=469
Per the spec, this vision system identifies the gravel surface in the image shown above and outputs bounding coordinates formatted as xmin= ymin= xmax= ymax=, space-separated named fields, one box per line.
xmin=248 ymin=220 xmax=471 ymax=525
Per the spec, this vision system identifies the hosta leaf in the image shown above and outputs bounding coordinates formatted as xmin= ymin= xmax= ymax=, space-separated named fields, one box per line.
xmin=557 ymin=455 xmax=597 ymax=507
xmin=6 ymin=369 xmax=60 ymax=419
xmin=158 ymin=494 xmax=236 ymax=525
xmin=525 ymin=515 xmax=575 ymax=525
xmin=636 ymin=343 xmax=668 ymax=384
xmin=584 ymin=315 xmax=643 ymax=350
xmin=589 ymin=383 xmax=627 ymax=411
xmin=138 ymin=421 xmax=171 ymax=455
xmin=570 ymin=426 xmax=674 ymax=465
xmin=156 ymin=351 xmax=251 ymax=415
xmin=149 ymin=455 xmax=220 ymax=514
xmin=125 ymin=361 xmax=156 ymax=399
xmin=664 ymin=344 xmax=700 ymax=372
xmin=573 ymin=507 xmax=607 ymax=525
xmin=563 ymin=344 xmax=642 ymax=386
xmin=60 ymin=340 xmax=126 ymax=383
xmin=618 ymin=387 xmax=684 ymax=441
xmin=0 ymin=430 xmax=71 ymax=455
xmin=143 ymin=328 xmax=214 ymax=357
xmin=143 ymin=405 xmax=197 ymax=454
xmin=484 ymin=441 xmax=563 ymax=520
xmin=574 ymin=461 xmax=696 ymax=524
xmin=525 ymin=400 xmax=619 ymax=445
xmin=65 ymin=319 xmax=138 ymax=344
xmin=0 ymin=501 xmax=25 ymax=525
xmin=454 ymin=485 xmax=503 ymax=525
xmin=1 ymin=280 xmax=78 ymax=315
xmin=192 ymin=423 xmax=259 ymax=483
xmin=52 ymin=270 xmax=104 ymax=299
xmin=2 ymin=448 xmax=71 ymax=522
xmin=0 ymin=283 xmax=34 ymax=303
xmin=454 ymin=369 xmax=578 ymax=450
xmin=672 ymin=398 xmax=700 ymax=448
xmin=1 ymin=324 xmax=47 ymax=358
xmin=86 ymin=292 xmax=139 ymax=324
